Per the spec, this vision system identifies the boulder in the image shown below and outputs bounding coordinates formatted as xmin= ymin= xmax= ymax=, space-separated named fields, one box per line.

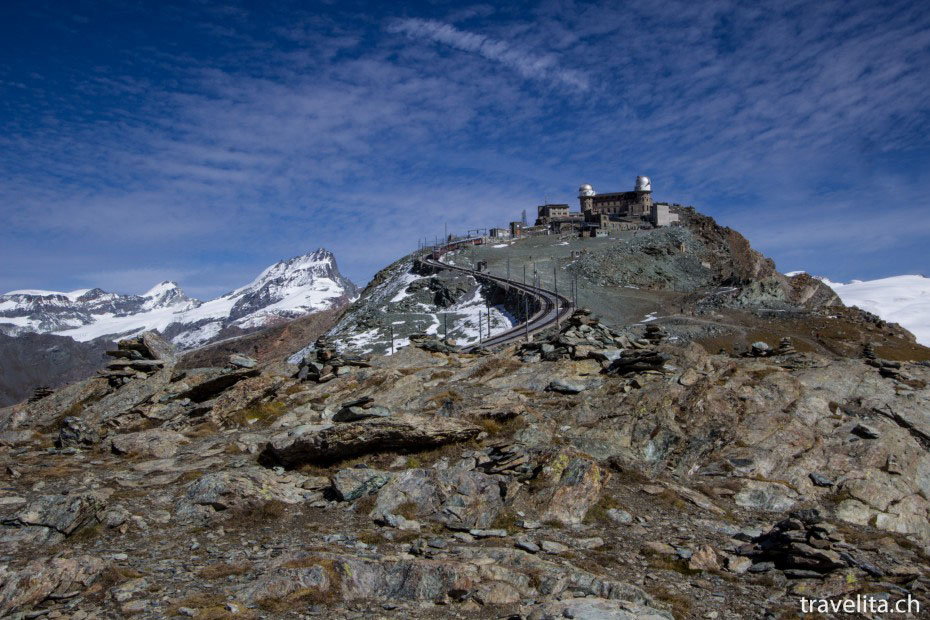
xmin=260 ymin=416 xmax=481 ymax=467
xmin=606 ymin=350 xmax=670 ymax=374
xmin=4 ymin=490 xmax=110 ymax=535
xmin=109 ymin=428 xmax=190 ymax=459
xmin=174 ymin=367 xmax=261 ymax=403
xmin=687 ymin=545 xmax=720 ymax=571
xmin=56 ymin=416 xmax=100 ymax=448
xmin=608 ymin=508 xmax=633 ymax=525
xmin=80 ymin=367 xmax=172 ymax=424
xmin=228 ymin=353 xmax=257 ymax=369
xmin=0 ymin=555 xmax=105 ymax=617
xmin=514 ymin=452 xmax=609 ymax=526
xmin=0 ymin=430 xmax=37 ymax=447
xmin=332 ymin=404 xmax=392 ymax=422
xmin=209 ymin=374 xmax=284 ymax=423
xmin=739 ymin=510 xmax=850 ymax=574
xmin=177 ymin=467 xmax=320 ymax=517
xmin=141 ymin=330 xmax=177 ymax=362
xmin=332 ymin=468 xmax=393 ymax=501
xmin=370 ymin=467 xmax=504 ymax=529
xmin=546 ymin=379 xmax=587 ymax=394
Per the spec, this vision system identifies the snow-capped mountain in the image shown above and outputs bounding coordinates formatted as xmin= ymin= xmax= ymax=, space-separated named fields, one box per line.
xmin=798 ymin=273 xmax=930 ymax=346
xmin=0 ymin=248 xmax=358 ymax=350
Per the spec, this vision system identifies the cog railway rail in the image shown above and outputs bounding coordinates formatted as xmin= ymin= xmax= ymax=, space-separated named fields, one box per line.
xmin=422 ymin=238 xmax=574 ymax=350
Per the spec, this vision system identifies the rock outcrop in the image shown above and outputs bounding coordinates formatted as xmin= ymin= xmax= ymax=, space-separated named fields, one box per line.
xmin=260 ymin=416 xmax=481 ymax=466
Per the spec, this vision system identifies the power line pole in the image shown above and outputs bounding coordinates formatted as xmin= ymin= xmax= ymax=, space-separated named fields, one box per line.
xmin=554 ymin=262 xmax=559 ymax=328
xmin=524 ymin=295 xmax=529 ymax=341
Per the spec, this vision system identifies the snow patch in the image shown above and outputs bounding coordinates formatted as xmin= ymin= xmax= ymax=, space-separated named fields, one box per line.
xmin=815 ymin=274 xmax=930 ymax=346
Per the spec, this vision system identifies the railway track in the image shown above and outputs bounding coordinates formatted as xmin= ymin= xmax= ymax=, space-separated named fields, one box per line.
xmin=421 ymin=243 xmax=573 ymax=350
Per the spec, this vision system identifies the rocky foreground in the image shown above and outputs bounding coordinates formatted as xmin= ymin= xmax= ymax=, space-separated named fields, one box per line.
xmin=1 ymin=315 xmax=929 ymax=619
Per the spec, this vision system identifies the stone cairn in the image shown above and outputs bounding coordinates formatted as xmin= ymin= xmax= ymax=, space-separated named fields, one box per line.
xmin=737 ymin=509 xmax=869 ymax=579
xmin=518 ymin=309 xmax=629 ymax=364
xmin=100 ymin=335 xmax=168 ymax=387
xmin=643 ymin=324 xmax=667 ymax=345
xmin=296 ymin=337 xmax=371 ymax=383
xmin=777 ymin=337 xmax=796 ymax=355
xmin=518 ymin=309 xmax=671 ymax=377
xmin=861 ymin=342 xmax=918 ymax=383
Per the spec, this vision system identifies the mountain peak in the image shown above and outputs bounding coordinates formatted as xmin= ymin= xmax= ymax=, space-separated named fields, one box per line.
xmin=142 ymin=281 xmax=183 ymax=298
xmin=3 ymin=249 xmax=356 ymax=350
xmin=140 ymin=281 xmax=194 ymax=311
xmin=307 ymin=247 xmax=334 ymax=260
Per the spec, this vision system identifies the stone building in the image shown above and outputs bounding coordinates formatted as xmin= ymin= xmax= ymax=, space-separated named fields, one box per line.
xmin=537 ymin=204 xmax=570 ymax=219
xmin=578 ymin=176 xmax=654 ymax=218
xmin=530 ymin=176 xmax=678 ymax=237
xmin=649 ymin=203 xmax=679 ymax=227
xmin=536 ymin=203 xmax=584 ymax=233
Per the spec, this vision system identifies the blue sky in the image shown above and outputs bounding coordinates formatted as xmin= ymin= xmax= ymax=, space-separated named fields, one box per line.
xmin=2 ymin=0 xmax=929 ymax=298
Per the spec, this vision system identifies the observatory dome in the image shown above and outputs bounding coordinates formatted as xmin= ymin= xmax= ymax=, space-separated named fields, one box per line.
xmin=578 ymin=184 xmax=595 ymax=197
xmin=635 ymin=176 xmax=652 ymax=192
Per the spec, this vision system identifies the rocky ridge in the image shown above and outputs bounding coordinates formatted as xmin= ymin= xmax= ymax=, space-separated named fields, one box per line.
xmin=1 ymin=306 xmax=929 ymax=617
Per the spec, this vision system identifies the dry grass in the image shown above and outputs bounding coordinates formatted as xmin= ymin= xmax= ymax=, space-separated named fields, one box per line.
xmin=96 ymin=565 xmax=144 ymax=589
xmin=185 ymin=421 xmax=221 ymax=439
xmin=489 ymin=509 xmax=519 ymax=534
xmin=470 ymin=357 xmax=522 ymax=380
xmin=355 ymin=528 xmax=386 ymax=546
xmin=583 ymin=494 xmax=623 ymax=524
xmin=655 ymin=488 xmax=690 ymax=513
xmin=70 ymin=522 xmax=103 ymax=542
xmin=393 ymin=501 xmax=420 ymax=520
xmin=198 ymin=561 xmax=252 ymax=580
xmin=641 ymin=544 xmax=703 ymax=578
xmin=425 ymin=390 xmax=464 ymax=409
xmin=228 ymin=401 xmax=287 ymax=427
xmin=283 ymin=383 xmax=306 ymax=396
xmin=227 ymin=499 xmax=289 ymax=529
xmin=478 ymin=415 xmax=527 ymax=438
xmin=37 ymin=460 xmax=83 ymax=478
xmin=646 ymin=584 xmax=693 ymax=617
xmin=167 ymin=592 xmax=228 ymax=617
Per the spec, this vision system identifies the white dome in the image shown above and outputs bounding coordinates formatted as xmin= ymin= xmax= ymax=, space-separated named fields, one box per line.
xmin=635 ymin=176 xmax=651 ymax=192
xmin=578 ymin=183 xmax=595 ymax=197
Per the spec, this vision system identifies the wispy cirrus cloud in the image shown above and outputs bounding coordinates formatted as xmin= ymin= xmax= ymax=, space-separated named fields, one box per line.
xmin=1 ymin=0 xmax=929 ymax=299
xmin=387 ymin=18 xmax=590 ymax=91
